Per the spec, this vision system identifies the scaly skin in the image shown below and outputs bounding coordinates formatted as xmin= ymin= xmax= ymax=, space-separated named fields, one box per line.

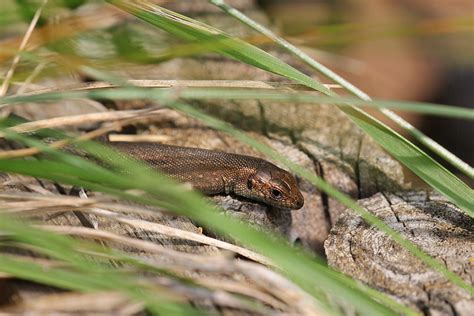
xmin=108 ymin=142 xmax=304 ymax=210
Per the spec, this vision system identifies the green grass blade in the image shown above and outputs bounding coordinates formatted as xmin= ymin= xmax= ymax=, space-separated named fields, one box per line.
xmin=2 ymin=85 xmax=474 ymax=119
xmin=169 ymin=87 xmax=474 ymax=119
xmin=343 ymin=105 xmax=473 ymax=214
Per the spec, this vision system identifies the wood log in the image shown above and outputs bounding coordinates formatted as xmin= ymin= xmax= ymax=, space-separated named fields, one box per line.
xmin=325 ymin=191 xmax=473 ymax=316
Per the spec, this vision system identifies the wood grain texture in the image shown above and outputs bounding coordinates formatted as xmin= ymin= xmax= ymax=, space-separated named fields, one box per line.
xmin=325 ymin=191 xmax=473 ymax=316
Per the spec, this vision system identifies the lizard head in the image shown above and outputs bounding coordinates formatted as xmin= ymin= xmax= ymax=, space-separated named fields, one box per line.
xmin=246 ymin=162 xmax=304 ymax=210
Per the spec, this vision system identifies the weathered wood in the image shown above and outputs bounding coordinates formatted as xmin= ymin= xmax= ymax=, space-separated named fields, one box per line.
xmin=325 ymin=191 xmax=473 ymax=316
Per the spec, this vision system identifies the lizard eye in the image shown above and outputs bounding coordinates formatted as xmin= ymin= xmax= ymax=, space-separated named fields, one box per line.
xmin=247 ymin=179 xmax=253 ymax=190
xmin=270 ymin=188 xmax=283 ymax=200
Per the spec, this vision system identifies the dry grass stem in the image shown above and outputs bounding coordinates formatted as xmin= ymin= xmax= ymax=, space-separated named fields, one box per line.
xmin=38 ymin=224 xmax=229 ymax=263
xmin=0 ymin=192 xmax=159 ymax=217
xmin=0 ymin=108 xmax=163 ymax=158
xmin=0 ymin=5 xmax=127 ymax=63
xmin=197 ymin=277 xmax=289 ymax=310
xmin=86 ymin=207 xmax=273 ymax=266
xmin=0 ymin=0 xmax=48 ymax=97
xmin=21 ymin=292 xmax=142 ymax=314
xmin=0 ymin=192 xmax=270 ymax=265
xmin=4 ymin=108 xmax=166 ymax=135
xmin=108 ymin=134 xmax=173 ymax=142
xmin=13 ymin=79 xmax=339 ymax=96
